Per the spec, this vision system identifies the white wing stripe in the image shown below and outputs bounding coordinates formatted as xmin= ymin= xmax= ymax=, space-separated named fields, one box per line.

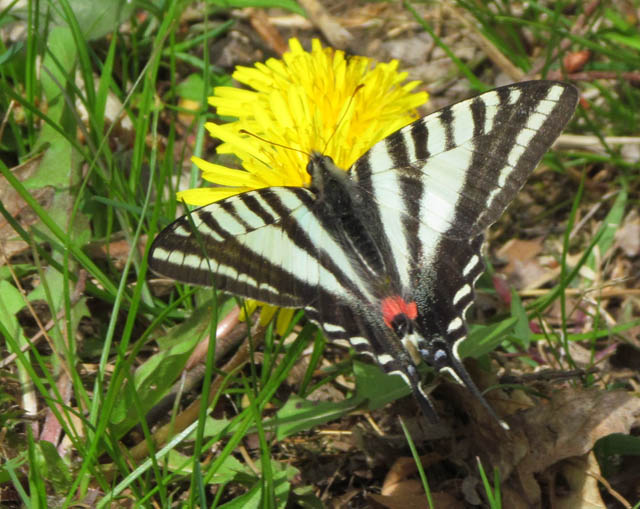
xmin=206 ymin=207 xmax=246 ymax=236
xmin=453 ymin=284 xmax=472 ymax=306
xmin=369 ymin=152 xmax=412 ymax=289
xmin=368 ymin=142 xmax=395 ymax=174
xmin=462 ymin=255 xmax=480 ymax=277
xmin=349 ymin=336 xmax=369 ymax=346
xmin=426 ymin=113 xmax=448 ymax=155
xmin=451 ymin=105 xmax=475 ymax=146
xmin=447 ymin=317 xmax=463 ymax=333
xmin=323 ymin=323 xmax=346 ymax=333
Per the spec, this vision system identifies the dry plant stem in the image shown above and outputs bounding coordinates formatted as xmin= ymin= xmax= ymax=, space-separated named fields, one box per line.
xmin=548 ymin=70 xmax=640 ymax=83
xmin=247 ymin=8 xmax=289 ymax=56
xmin=297 ymin=0 xmax=352 ymax=49
xmin=144 ymin=307 xmax=248 ymax=427
xmin=554 ymin=133 xmax=640 ymax=151
xmin=500 ymin=368 xmax=598 ymax=385
xmin=38 ymin=271 xmax=88 ymax=446
xmin=266 ymin=14 xmax=312 ymax=29
xmin=425 ymin=3 xmax=442 ymax=60
xmin=186 ymin=305 xmax=245 ymax=369
xmin=569 ymin=189 xmax=619 ymax=240
xmin=525 ymin=0 xmax=600 ymax=79
xmin=128 ymin=324 xmax=265 ymax=462
xmin=448 ymin=5 xmax=525 ymax=81
xmin=364 ymin=412 xmax=384 ymax=436
xmin=238 ymin=445 xmax=260 ymax=475
xmin=0 ymin=99 xmax=14 ymax=141
xmin=1 ymin=251 xmax=86 ymax=437
xmin=39 ymin=370 xmax=73 ymax=451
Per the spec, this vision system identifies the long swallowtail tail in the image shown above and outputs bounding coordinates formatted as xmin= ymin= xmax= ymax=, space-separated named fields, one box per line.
xmin=150 ymin=80 xmax=578 ymax=428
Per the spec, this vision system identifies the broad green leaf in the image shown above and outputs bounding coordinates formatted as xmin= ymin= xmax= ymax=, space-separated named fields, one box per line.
xmin=272 ymin=395 xmax=362 ymax=441
xmin=585 ymin=188 xmax=627 ymax=282
xmin=218 ymin=481 xmax=261 ymax=509
xmin=353 ymin=360 xmax=412 ymax=409
xmin=165 ymin=448 xmax=249 ymax=482
xmin=34 ymin=441 xmax=72 ymax=494
xmin=594 ymin=433 xmax=640 ymax=477
xmin=8 ymin=0 xmax=135 ymax=40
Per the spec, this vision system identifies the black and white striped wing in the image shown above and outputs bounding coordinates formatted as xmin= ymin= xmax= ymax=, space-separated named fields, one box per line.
xmin=352 ymin=80 xmax=578 ymax=249
xmin=149 ymin=187 xmax=371 ymax=309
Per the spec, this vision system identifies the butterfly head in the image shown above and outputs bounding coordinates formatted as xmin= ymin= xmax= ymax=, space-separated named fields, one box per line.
xmin=306 ymin=152 xmax=353 ymax=200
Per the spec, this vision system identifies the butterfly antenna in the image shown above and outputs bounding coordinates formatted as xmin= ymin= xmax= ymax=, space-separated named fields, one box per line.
xmin=321 ymin=84 xmax=365 ymax=154
xmin=239 ymin=129 xmax=311 ymax=159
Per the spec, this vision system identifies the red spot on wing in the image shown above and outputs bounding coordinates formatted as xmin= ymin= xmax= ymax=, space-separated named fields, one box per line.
xmin=381 ymin=296 xmax=418 ymax=328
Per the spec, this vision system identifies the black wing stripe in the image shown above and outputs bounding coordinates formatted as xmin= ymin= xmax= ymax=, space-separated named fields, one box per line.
xmin=385 ymin=129 xmax=411 ymax=169
xmin=470 ymin=95 xmax=487 ymax=139
xmin=439 ymin=107 xmax=455 ymax=151
xmin=237 ymin=192 xmax=278 ymax=226
xmin=410 ymin=118 xmax=429 ymax=161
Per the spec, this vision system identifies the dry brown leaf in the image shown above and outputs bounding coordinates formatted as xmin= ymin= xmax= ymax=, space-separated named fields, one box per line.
xmin=381 ymin=455 xmax=442 ymax=495
xmin=369 ymin=488 xmax=461 ymax=509
xmin=551 ymin=453 xmax=606 ymax=509
xmin=472 ymin=387 xmax=640 ymax=506
xmin=615 ymin=210 xmax=640 ymax=257
xmin=563 ymin=50 xmax=591 ymax=73
xmin=0 ymin=153 xmax=54 ymax=261
xmin=496 ymin=237 xmax=546 ymax=289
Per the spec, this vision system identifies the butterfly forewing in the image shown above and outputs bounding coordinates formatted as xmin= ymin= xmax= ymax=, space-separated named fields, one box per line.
xmin=150 ymin=80 xmax=578 ymax=425
xmin=150 ymin=185 xmax=376 ymax=308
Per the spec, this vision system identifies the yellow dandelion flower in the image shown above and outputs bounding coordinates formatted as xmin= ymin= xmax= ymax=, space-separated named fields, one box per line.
xmin=178 ymin=38 xmax=428 ymax=206
xmin=177 ymin=38 xmax=428 ymax=331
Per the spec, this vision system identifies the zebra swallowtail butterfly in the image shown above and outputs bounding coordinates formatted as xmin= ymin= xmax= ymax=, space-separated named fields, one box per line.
xmin=150 ymin=80 xmax=578 ymax=428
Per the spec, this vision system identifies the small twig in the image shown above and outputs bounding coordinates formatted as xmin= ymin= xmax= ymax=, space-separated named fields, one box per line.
xmin=569 ymin=189 xmax=619 ymax=240
xmin=554 ymin=133 xmax=640 ymax=151
xmin=0 ymin=99 xmax=15 ymax=142
xmin=586 ymin=467 xmax=633 ymax=509
xmin=517 ymin=285 xmax=640 ymax=299
xmin=246 ymin=9 xmax=289 ymax=56
xmin=297 ymin=0 xmax=352 ymax=49
xmin=500 ymin=368 xmax=598 ymax=385
xmin=143 ymin=307 xmax=248 ymax=427
xmin=186 ymin=305 xmax=245 ymax=369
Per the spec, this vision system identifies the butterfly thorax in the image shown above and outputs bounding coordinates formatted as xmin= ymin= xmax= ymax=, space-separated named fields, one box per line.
xmin=307 ymin=152 xmax=389 ymax=281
